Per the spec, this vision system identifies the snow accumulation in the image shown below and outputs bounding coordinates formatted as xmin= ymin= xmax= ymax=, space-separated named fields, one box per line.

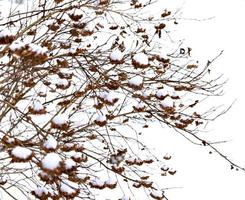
xmin=7 ymin=137 xmax=15 ymax=144
xmin=100 ymin=91 xmax=118 ymax=103
xmin=128 ymin=76 xmax=143 ymax=86
xmin=110 ymin=49 xmax=124 ymax=61
xmin=9 ymin=41 xmax=26 ymax=51
xmin=150 ymin=190 xmax=164 ymax=198
xmin=41 ymin=153 xmax=62 ymax=170
xmin=0 ymin=29 xmax=12 ymax=37
xmin=64 ymin=143 xmax=75 ymax=149
xmin=11 ymin=146 xmax=32 ymax=159
xmin=91 ymin=178 xmax=105 ymax=187
xmin=105 ymin=178 xmax=117 ymax=185
xmin=156 ymin=89 xmax=168 ymax=99
xmin=134 ymin=102 xmax=145 ymax=109
xmin=33 ymin=187 xmax=49 ymax=197
xmin=33 ymin=101 xmax=44 ymax=111
xmin=64 ymin=159 xmax=76 ymax=170
xmin=9 ymin=41 xmax=48 ymax=55
xmin=29 ymin=43 xmax=48 ymax=54
xmin=68 ymin=8 xmax=83 ymax=16
xmin=161 ymin=96 xmax=174 ymax=107
xmin=69 ymin=47 xmax=77 ymax=54
xmin=158 ymin=51 xmax=167 ymax=59
xmin=60 ymin=179 xmax=79 ymax=194
xmin=161 ymin=165 xmax=169 ymax=171
xmin=52 ymin=114 xmax=68 ymax=125
xmin=142 ymin=90 xmax=152 ymax=98
xmin=171 ymin=92 xmax=179 ymax=98
xmin=133 ymin=53 xmax=149 ymax=65
xmin=56 ymin=78 xmax=69 ymax=87
xmin=95 ymin=114 xmax=107 ymax=122
xmin=43 ymin=136 xmax=58 ymax=150
xmin=163 ymin=153 xmax=171 ymax=160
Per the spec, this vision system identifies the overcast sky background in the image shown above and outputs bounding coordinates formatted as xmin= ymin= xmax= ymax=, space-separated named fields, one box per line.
xmin=144 ymin=0 xmax=245 ymax=199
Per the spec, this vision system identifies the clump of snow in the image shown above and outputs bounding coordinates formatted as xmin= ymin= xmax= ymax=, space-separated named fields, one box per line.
xmin=171 ymin=92 xmax=179 ymax=98
xmin=60 ymin=179 xmax=79 ymax=195
xmin=161 ymin=165 xmax=169 ymax=171
xmin=158 ymin=51 xmax=167 ymax=59
xmin=29 ymin=100 xmax=46 ymax=114
xmin=142 ymin=90 xmax=152 ymax=98
xmin=110 ymin=49 xmax=124 ymax=62
xmin=133 ymin=102 xmax=145 ymax=112
xmin=41 ymin=153 xmax=62 ymax=171
xmin=150 ymin=190 xmax=164 ymax=199
xmin=46 ymin=19 xmax=56 ymax=26
xmin=163 ymin=153 xmax=171 ymax=160
xmin=133 ymin=53 xmax=149 ymax=65
xmin=0 ymin=177 xmax=7 ymax=185
xmin=105 ymin=92 xmax=118 ymax=102
xmin=52 ymin=114 xmax=68 ymax=126
xmin=71 ymin=151 xmax=81 ymax=158
xmin=64 ymin=159 xmax=76 ymax=170
xmin=156 ymin=89 xmax=168 ymax=99
xmin=161 ymin=96 xmax=174 ymax=108
xmin=90 ymin=178 xmax=105 ymax=187
xmin=33 ymin=101 xmax=44 ymax=111
xmin=128 ymin=76 xmax=143 ymax=86
xmin=95 ymin=114 xmax=106 ymax=122
xmin=6 ymin=137 xmax=15 ymax=144
xmin=29 ymin=43 xmax=48 ymax=55
xmin=11 ymin=146 xmax=32 ymax=159
xmin=145 ymin=69 xmax=155 ymax=78
xmin=94 ymin=113 xmax=107 ymax=126
xmin=63 ymin=143 xmax=75 ymax=150
xmin=105 ymin=178 xmax=117 ymax=185
xmin=135 ymin=102 xmax=145 ymax=109
xmin=105 ymin=177 xmax=117 ymax=188
xmin=168 ymin=168 xmax=177 ymax=175
xmin=0 ymin=29 xmax=12 ymax=37
xmin=71 ymin=152 xmax=88 ymax=162
xmin=56 ymin=79 xmax=69 ymax=87
xmin=68 ymin=46 xmax=78 ymax=54
xmin=43 ymin=136 xmax=57 ymax=150
xmin=33 ymin=186 xmax=49 ymax=197
xmin=9 ymin=41 xmax=26 ymax=51
xmin=99 ymin=91 xmax=118 ymax=104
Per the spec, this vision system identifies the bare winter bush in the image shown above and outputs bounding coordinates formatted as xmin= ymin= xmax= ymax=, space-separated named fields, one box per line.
xmin=0 ymin=0 xmax=239 ymax=199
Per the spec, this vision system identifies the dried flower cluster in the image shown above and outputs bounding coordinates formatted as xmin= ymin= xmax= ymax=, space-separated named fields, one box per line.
xmin=0 ymin=0 xmax=226 ymax=199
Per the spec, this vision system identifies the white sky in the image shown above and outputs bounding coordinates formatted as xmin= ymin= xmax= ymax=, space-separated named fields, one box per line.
xmin=144 ymin=0 xmax=245 ymax=199
xmin=1 ymin=0 xmax=245 ymax=199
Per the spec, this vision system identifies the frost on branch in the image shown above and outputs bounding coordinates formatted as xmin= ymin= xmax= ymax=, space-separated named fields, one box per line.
xmin=0 ymin=0 xmax=226 ymax=199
